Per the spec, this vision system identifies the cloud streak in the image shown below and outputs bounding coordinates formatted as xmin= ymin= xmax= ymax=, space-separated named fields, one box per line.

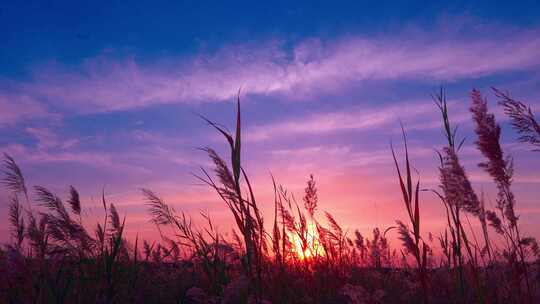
xmin=245 ymin=100 xmax=437 ymax=141
xmin=3 ymin=27 xmax=539 ymax=115
xmin=0 ymin=93 xmax=51 ymax=124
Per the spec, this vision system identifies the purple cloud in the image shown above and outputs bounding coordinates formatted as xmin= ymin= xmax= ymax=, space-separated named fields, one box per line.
xmin=0 ymin=93 xmax=51 ymax=124
xmin=2 ymin=27 xmax=539 ymax=116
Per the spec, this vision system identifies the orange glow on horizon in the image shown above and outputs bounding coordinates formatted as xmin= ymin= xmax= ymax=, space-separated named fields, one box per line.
xmin=290 ymin=221 xmax=325 ymax=260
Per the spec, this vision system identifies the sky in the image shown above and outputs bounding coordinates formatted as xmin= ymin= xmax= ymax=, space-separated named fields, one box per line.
xmin=1 ymin=1 xmax=540 ymax=248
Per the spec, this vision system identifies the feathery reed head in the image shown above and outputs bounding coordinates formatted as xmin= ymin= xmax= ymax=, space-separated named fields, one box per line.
xmin=303 ymin=174 xmax=318 ymax=217
xmin=2 ymin=153 xmax=28 ymax=199
xmin=67 ymin=186 xmax=81 ymax=216
xmin=493 ymin=87 xmax=540 ymax=150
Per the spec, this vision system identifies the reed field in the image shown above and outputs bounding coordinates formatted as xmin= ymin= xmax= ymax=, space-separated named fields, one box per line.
xmin=1 ymin=88 xmax=539 ymax=303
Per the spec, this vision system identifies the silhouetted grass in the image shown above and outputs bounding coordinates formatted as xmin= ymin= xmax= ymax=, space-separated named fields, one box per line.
xmin=1 ymin=88 xmax=539 ymax=303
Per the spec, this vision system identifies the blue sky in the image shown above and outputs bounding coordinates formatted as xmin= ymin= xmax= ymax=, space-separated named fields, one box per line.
xmin=2 ymin=1 xmax=540 ymax=76
xmin=1 ymin=1 xmax=540 ymax=244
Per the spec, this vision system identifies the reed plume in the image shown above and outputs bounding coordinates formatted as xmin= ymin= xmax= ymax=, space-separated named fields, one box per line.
xmin=470 ymin=88 xmax=531 ymax=301
xmin=493 ymin=87 xmax=540 ymax=150
xmin=303 ymin=174 xmax=318 ymax=217
xmin=2 ymin=153 xmax=29 ymax=202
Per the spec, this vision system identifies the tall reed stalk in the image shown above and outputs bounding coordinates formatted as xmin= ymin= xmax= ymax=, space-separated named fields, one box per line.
xmin=391 ymin=127 xmax=429 ymax=302
xmin=195 ymin=92 xmax=267 ymax=299
xmin=470 ymin=88 xmax=532 ymax=302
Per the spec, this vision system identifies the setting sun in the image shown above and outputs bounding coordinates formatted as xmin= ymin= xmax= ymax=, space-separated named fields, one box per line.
xmin=290 ymin=222 xmax=325 ymax=259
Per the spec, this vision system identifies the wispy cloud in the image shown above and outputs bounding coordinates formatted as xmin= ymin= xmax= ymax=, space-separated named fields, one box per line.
xmin=0 ymin=92 xmax=51 ymax=124
xmin=2 ymin=143 xmax=112 ymax=166
xmin=3 ymin=27 xmax=539 ymax=115
xmin=245 ymin=100 xmax=436 ymax=141
xmin=25 ymin=127 xmax=79 ymax=150
xmin=269 ymin=143 xmax=436 ymax=168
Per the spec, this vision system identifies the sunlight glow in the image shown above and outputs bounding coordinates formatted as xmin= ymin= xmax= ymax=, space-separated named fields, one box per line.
xmin=290 ymin=221 xmax=325 ymax=259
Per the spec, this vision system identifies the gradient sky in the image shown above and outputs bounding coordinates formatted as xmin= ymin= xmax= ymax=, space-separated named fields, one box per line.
xmin=1 ymin=1 xmax=540 ymax=249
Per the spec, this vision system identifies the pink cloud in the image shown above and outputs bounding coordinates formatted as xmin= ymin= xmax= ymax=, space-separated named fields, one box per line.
xmin=5 ymin=28 xmax=539 ymax=113
xmin=0 ymin=143 xmax=150 ymax=176
xmin=0 ymin=93 xmax=52 ymax=124
xmin=6 ymin=144 xmax=110 ymax=166
xmin=245 ymin=100 xmax=437 ymax=141
xmin=25 ymin=127 xmax=79 ymax=150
